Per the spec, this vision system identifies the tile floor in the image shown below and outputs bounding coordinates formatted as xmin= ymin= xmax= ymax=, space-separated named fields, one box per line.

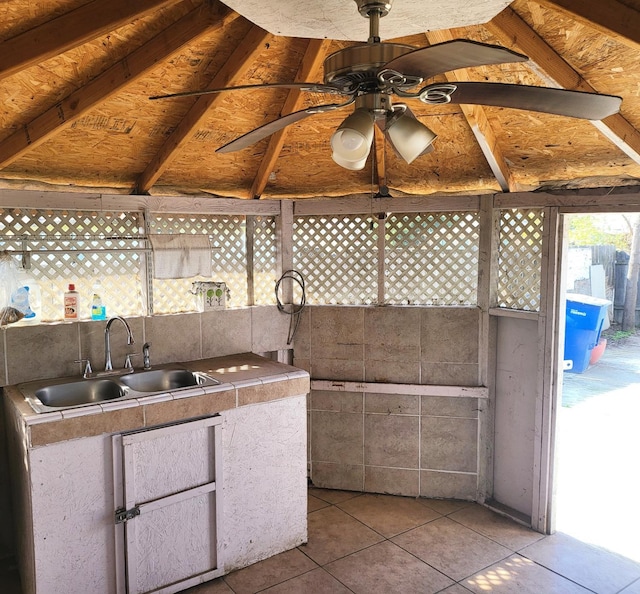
xmin=2 ymin=487 xmax=640 ymax=593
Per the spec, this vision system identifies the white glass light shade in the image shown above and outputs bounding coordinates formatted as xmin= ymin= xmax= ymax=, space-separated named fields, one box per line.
xmin=331 ymin=151 xmax=369 ymax=170
xmin=330 ymin=108 xmax=375 ymax=168
xmin=386 ymin=112 xmax=437 ymax=164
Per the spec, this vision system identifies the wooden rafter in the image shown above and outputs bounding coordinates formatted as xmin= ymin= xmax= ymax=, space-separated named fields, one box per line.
xmin=136 ymin=24 xmax=271 ymax=194
xmin=535 ymin=0 xmax=640 ymax=49
xmin=425 ymin=31 xmax=516 ymax=192
xmin=0 ymin=0 xmax=183 ymax=82
xmin=0 ymin=4 xmax=231 ymax=170
xmin=249 ymin=38 xmax=332 ymax=199
xmin=487 ymin=7 xmax=640 ymax=165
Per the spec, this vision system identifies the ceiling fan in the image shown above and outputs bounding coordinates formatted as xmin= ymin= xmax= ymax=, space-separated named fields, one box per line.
xmin=150 ymin=0 xmax=622 ymax=170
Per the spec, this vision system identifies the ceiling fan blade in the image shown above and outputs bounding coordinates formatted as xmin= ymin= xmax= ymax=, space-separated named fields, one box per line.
xmin=380 ymin=40 xmax=528 ymax=81
xmin=216 ymin=102 xmax=349 ymax=153
xmin=150 ymin=82 xmax=350 ymax=101
xmin=420 ymin=82 xmax=622 ymax=120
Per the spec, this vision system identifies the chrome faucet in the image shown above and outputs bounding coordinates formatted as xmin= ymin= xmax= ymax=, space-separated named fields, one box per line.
xmin=104 ymin=316 xmax=135 ymax=371
xmin=142 ymin=342 xmax=152 ymax=370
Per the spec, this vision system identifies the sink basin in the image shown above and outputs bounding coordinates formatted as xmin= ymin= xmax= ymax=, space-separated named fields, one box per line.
xmin=20 ymin=366 xmax=221 ymax=413
xmin=119 ymin=368 xmax=219 ymax=392
xmin=34 ymin=378 xmax=125 ymax=408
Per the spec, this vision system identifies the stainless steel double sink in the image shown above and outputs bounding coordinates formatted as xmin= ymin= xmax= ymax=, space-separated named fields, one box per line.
xmin=20 ymin=367 xmax=221 ymax=413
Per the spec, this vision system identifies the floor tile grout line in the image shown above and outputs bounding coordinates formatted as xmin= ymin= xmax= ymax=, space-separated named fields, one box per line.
xmin=311 ymin=499 xmax=461 ymax=587
xmin=615 ymin=576 xmax=640 ymax=594
xmin=315 ymin=565 xmax=359 ymax=594
xmin=250 ymin=565 xmax=357 ymax=594
xmin=315 ymin=496 xmax=601 ymax=590
xmin=333 ymin=500 xmax=446 ymax=539
xmin=388 ymin=532 xmax=487 ymax=586
xmin=514 ymin=551 xmax=603 ymax=594
xmin=452 ymin=550 xmax=524 ymax=588
xmin=444 ymin=513 xmax=542 ymax=552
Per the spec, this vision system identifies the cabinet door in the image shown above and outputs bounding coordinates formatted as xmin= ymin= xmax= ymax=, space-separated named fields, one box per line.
xmin=113 ymin=415 xmax=223 ymax=594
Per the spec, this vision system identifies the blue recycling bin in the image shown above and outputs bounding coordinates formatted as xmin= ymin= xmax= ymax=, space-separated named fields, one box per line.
xmin=564 ymin=294 xmax=611 ymax=373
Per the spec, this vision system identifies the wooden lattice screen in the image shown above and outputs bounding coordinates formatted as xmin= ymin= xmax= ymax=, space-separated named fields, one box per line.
xmin=252 ymin=215 xmax=277 ymax=306
xmin=0 ymin=205 xmax=544 ymax=317
xmin=497 ymin=209 xmax=544 ymax=311
xmin=385 ymin=212 xmax=479 ymax=305
xmin=150 ymin=213 xmax=248 ymax=312
xmin=293 ymin=211 xmax=480 ymax=306
xmin=0 ymin=209 xmax=278 ymax=320
xmin=0 ymin=208 xmax=144 ymax=321
xmin=293 ymin=214 xmax=378 ymax=305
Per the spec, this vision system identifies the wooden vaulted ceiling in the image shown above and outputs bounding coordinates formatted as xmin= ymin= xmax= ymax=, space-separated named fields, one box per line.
xmin=0 ymin=0 xmax=639 ymax=200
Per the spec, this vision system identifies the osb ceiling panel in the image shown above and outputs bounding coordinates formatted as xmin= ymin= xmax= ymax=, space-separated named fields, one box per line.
xmin=218 ymin=0 xmax=514 ymax=40
xmin=0 ymin=0 xmax=639 ymax=201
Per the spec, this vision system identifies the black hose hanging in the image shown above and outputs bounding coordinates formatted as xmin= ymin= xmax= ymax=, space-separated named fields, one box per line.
xmin=275 ymin=270 xmax=306 ymax=345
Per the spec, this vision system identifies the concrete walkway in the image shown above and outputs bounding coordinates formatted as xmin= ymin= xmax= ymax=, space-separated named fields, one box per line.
xmin=557 ymin=333 xmax=640 ymax=562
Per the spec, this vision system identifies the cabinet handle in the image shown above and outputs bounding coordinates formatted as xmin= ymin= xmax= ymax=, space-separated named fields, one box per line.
xmin=115 ymin=506 xmax=140 ymax=524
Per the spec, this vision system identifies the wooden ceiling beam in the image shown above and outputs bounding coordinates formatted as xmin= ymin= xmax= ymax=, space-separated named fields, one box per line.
xmin=459 ymin=104 xmax=512 ymax=192
xmin=425 ymin=30 xmax=516 ymax=192
xmin=0 ymin=4 xmax=230 ymax=171
xmin=136 ymin=24 xmax=271 ymax=194
xmin=0 ymin=0 xmax=183 ymax=82
xmin=487 ymin=7 xmax=640 ymax=165
xmin=250 ymin=38 xmax=332 ymax=199
xmin=534 ymin=0 xmax=640 ymax=49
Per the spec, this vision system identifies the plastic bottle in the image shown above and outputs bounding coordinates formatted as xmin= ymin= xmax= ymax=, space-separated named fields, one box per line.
xmin=64 ymin=283 xmax=79 ymax=320
xmin=91 ymin=281 xmax=106 ymax=320
xmin=10 ymin=286 xmax=33 ymax=317
xmin=12 ymin=269 xmax=41 ymax=324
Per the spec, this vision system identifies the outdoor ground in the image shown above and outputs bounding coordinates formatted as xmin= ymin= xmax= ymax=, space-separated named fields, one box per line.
xmin=557 ymin=329 xmax=640 ymax=562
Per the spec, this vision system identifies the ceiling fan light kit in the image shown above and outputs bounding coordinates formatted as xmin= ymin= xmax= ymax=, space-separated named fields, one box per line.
xmin=385 ymin=106 xmax=438 ymax=164
xmin=331 ymin=108 xmax=375 ymax=169
xmin=153 ymin=0 xmax=623 ymax=173
xmin=331 ymin=151 xmax=371 ymax=171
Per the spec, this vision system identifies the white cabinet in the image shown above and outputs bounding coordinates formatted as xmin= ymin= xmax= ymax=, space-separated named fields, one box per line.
xmin=219 ymin=396 xmax=307 ymax=571
xmin=26 ymin=433 xmax=117 ymax=594
xmin=113 ymin=416 xmax=223 ymax=594
xmin=5 ymin=360 xmax=309 ymax=594
xmin=13 ymin=415 xmax=222 ymax=594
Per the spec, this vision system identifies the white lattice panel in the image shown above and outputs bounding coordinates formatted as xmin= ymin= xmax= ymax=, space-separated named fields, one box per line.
xmin=253 ymin=215 xmax=277 ymax=306
xmin=385 ymin=212 xmax=479 ymax=305
xmin=150 ymin=214 xmax=248 ymax=312
xmin=497 ymin=209 xmax=543 ymax=311
xmin=293 ymin=215 xmax=378 ymax=305
xmin=0 ymin=209 xmax=144 ymax=321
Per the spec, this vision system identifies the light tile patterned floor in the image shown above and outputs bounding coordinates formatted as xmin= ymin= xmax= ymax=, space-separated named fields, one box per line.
xmin=2 ymin=488 xmax=640 ymax=593
xmin=195 ymin=488 xmax=640 ymax=594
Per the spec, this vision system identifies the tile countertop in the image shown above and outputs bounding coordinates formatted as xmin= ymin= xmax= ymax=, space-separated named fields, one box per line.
xmin=4 ymin=353 xmax=310 ymax=448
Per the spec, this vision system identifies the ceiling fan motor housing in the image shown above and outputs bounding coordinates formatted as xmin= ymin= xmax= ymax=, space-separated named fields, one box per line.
xmin=323 ymin=42 xmax=415 ymax=91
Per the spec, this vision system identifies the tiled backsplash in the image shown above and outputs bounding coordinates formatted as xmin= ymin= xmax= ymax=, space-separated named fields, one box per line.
xmin=0 ymin=306 xmax=291 ymax=387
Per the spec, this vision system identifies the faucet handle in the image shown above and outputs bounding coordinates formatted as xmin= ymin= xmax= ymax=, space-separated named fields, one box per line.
xmin=75 ymin=358 xmax=93 ymax=378
xmin=124 ymin=353 xmax=138 ymax=371
xmin=142 ymin=342 xmax=152 ymax=370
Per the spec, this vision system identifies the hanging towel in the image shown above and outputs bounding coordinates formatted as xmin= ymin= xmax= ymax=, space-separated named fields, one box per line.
xmin=149 ymin=234 xmax=212 ymax=279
